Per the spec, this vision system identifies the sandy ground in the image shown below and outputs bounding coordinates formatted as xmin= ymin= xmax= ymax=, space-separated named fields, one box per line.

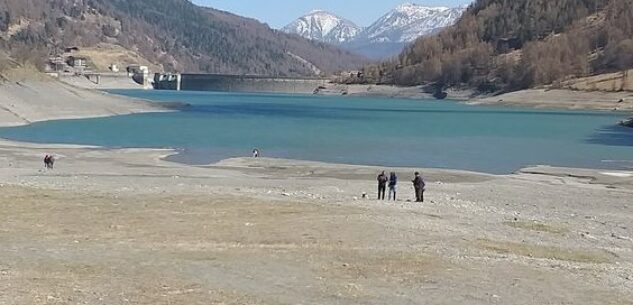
xmin=317 ymin=84 xmax=475 ymax=101
xmin=1 ymin=138 xmax=633 ymax=305
xmin=321 ymin=84 xmax=633 ymax=114
xmin=0 ymin=79 xmax=166 ymax=127
xmin=474 ymin=89 xmax=633 ymax=112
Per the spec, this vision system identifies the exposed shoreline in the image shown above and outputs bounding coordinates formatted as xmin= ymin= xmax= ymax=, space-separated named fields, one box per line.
xmin=322 ymin=84 xmax=633 ymax=113
xmin=1 ymin=136 xmax=632 ymax=304
xmin=0 ymin=78 xmax=170 ymax=128
xmin=1 ymin=80 xmax=631 ymax=173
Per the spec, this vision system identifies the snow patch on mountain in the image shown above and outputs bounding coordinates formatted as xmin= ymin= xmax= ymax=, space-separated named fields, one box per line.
xmin=281 ymin=10 xmax=362 ymax=44
xmin=362 ymin=3 xmax=466 ymax=44
xmin=282 ymin=3 xmax=467 ymax=59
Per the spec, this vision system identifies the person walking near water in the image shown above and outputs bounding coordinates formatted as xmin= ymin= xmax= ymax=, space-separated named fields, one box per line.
xmin=412 ymin=172 xmax=425 ymax=202
xmin=388 ymin=172 xmax=398 ymax=201
xmin=377 ymin=171 xmax=388 ymax=200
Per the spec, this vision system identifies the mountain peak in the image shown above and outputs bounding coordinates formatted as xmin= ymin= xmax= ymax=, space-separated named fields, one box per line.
xmin=395 ymin=3 xmax=449 ymax=12
xmin=307 ymin=9 xmax=331 ymax=15
xmin=283 ymin=4 xmax=465 ymax=59
xmin=282 ymin=10 xmax=362 ymax=44
xmin=362 ymin=4 xmax=465 ymax=44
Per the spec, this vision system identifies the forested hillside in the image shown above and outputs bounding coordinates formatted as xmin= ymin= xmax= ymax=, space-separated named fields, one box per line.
xmin=0 ymin=0 xmax=367 ymax=76
xmin=355 ymin=0 xmax=633 ymax=92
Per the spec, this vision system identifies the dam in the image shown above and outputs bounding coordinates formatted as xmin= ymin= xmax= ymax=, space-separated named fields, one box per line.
xmin=154 ymin=73 xmax=329 ymax=94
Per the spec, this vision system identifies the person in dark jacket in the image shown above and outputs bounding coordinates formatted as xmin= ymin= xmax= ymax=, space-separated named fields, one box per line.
xmin=377 ymin=171 xmax=388 ymax=200
xmin=388 ymin=172 xmax=398 ymax=201
xmin=412 ymin=172 xmax=425 ymax=202
xmin=44 ymin=154 xmax=55 ymax=169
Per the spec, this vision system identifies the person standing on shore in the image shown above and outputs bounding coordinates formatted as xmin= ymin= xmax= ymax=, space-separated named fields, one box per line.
xmin=412 ymin=172 xmax=425 ymax=202
xmin=48 ymin=155 xmax=55 ymax=169
xmin=252 ymin=148 xmax=260 ymax=158
xmin=388 ymin=172 xmax=398 ymax=201
xmin=377 ymin=171 xmax=388 ymax=200
xmin=44 ymin=154 xmax=55 ymax=170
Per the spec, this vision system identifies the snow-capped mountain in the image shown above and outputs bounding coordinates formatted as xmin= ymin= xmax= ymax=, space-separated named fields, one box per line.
xmin=281 ymin=10 xmax=362 ymax=44
xmin=282 ymin=3 xmax=466 ymax=59
xmin=361 ymin=3 xmax=466 ymax=44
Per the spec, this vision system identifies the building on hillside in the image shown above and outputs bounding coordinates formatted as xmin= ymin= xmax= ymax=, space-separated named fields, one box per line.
xmin=67 ymin=56 xmax=88 ymax=74
xmin=45 ymin=56 xmax=68 ymax=72
xmin=64 ymin=46 xmax=80 ymax=53
xmin=68 ymin=56 xmax=87 ymax=67
xmin=340 ymin=70 xmax=362 ymax=78
xmin=127 ymin=65 xmax=149 ymax=76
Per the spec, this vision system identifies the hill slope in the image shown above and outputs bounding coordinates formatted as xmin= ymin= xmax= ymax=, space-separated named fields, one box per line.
xmin=0 ymin=0 xmax=367 ymax=76
xmin=355 ymin=0 xmax=633 ymax=92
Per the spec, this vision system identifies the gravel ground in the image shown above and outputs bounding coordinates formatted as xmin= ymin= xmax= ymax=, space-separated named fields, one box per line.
xmin=1 ymin=140 xmax=632 ymax=305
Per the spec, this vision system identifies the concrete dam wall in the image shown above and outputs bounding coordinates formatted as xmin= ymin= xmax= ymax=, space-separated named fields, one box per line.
xmin=154 ymin=74 xmax=329 ymax=94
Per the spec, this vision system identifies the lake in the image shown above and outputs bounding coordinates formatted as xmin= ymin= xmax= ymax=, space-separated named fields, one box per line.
xmin=1 ymin=90 xmax=631 ymax=174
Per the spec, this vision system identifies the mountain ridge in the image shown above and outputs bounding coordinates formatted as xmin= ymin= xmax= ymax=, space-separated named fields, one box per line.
xmin=0 ymin=0 xmax=368 ymax=76
xmin=281 ymin=10 xmax=362 ymax=44
xmin=282 ymin=3 xmax=466 ymax=59
xmin=351 ymin=0 xmax=633 ymax=95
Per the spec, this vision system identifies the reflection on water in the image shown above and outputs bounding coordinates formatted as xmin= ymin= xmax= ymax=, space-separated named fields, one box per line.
xmin=587 ymin=125 xmax=633 ymax=147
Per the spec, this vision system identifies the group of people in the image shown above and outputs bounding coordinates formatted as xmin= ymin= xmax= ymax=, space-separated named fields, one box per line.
xmin=377 ymin=171 xmax=425 ymax=202
xmin=43 ymin=154 xmax=55 ymax=170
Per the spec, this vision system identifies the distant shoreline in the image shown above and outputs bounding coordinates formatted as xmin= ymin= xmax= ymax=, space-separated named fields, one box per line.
xmin=317 ymin=83 xmax=633 ymax=113
xmin=56 ymin=71 xmax=633 ymax=113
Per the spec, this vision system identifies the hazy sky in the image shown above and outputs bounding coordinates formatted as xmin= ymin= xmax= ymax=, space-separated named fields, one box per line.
xmin=192 ymin=1 xmax=473 ymax=28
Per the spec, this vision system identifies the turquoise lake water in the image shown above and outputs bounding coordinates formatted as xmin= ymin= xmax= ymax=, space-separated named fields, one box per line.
xmin=1 ymin=89 xmax=632 ymax=174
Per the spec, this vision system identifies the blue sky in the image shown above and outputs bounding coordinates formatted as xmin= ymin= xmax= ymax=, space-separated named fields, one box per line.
xmin=192 ymin=1 xmax=473 ymax=28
